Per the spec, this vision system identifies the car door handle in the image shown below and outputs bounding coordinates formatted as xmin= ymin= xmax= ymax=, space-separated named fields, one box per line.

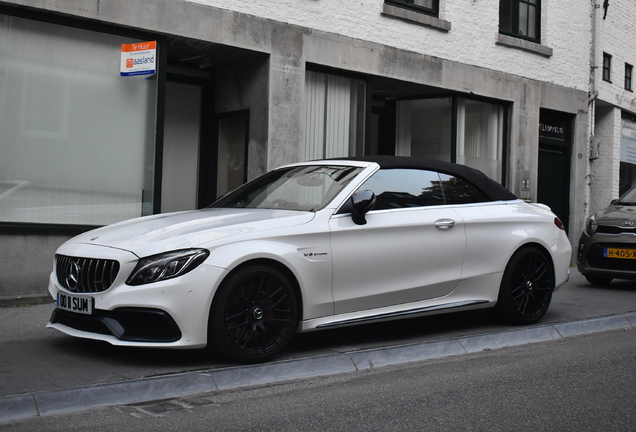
xmin=434 ymin=219 xmax=455 ymax=230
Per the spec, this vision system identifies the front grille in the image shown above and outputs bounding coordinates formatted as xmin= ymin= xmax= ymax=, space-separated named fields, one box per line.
xmin=55 ymin=255 xmax=120 ymax=293
xmin=597 ymin=224 xmax=636 ymax=235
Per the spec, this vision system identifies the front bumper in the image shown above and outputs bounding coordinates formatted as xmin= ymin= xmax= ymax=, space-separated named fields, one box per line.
xmin=47 ymin=243 xmax=228 ymax=349
xmin=49 ymin=307 xmax=182 ymax=342
xmin=577 ymin=233 xmax=636 ymax=280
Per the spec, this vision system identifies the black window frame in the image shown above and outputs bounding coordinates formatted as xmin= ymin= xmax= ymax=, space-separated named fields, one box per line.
xmin=499 ymin=0 xmax=541 ymax=44
xmin=603 ymin=53 xmax=612 ymax=83
xmin=625 ymin=63 xmax=633 ymax=91
xmin=385 ymin=0 xmax=439 ymax=17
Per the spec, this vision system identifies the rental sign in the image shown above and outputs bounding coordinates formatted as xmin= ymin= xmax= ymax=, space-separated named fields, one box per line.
xmin=120 ymin=41 xmax=157 ymax=77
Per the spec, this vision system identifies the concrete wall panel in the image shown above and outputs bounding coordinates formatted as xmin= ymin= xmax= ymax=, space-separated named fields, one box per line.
xmin=0 ymin=233 xmax=72 ymax=300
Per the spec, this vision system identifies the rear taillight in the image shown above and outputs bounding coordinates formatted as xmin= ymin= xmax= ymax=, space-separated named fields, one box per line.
xmin=554 ymin=217 xmax=565 ymax=231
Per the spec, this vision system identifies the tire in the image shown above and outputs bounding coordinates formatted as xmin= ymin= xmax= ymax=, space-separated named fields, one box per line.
xmin=208 ymin=264 xmax=298 ymax=363
xmin=494 ymin=247 xmax=555 ymax=325
xmin=584 ymin=275 xmax=613 ymax=286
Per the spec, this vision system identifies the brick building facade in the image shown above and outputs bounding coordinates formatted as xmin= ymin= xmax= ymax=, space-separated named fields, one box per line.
xmin=589 ymin=0 xmax=636 ymax=213
xmin=0 ymin=0 xmax=630 ymax=300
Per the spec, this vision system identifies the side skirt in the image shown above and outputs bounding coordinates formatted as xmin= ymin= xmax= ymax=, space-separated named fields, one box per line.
xmin=314 ymin=300 xmax=491 ymax=329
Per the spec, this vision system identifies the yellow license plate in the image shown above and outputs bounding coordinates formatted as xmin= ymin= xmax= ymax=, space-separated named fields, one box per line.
xmin=604 ymin=248 xmax=636 ymax=259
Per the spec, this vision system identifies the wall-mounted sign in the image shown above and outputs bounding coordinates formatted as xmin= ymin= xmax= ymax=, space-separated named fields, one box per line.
xmin=120 ymin=41 xmax=156 ymax=77
xmin=539 ymin=120 xmax=566 ymax=141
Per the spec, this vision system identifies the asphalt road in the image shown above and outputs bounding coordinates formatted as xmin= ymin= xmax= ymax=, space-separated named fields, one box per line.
xmin=4 ymin=324 xmax=636 ymax=431
xmin=1 ymin=271 xmax=635 ymax=424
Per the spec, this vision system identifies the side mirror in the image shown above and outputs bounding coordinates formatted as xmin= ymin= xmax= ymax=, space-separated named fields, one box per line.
xmin=351 ymin=190 xmax=376 ymax=225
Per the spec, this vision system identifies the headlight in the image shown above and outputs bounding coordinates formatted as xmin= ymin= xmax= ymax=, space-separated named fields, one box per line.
xmin=126 ymin=249 xmax=210 ymax=286
xmin=585 ymin=214 xmax=598 ymax=236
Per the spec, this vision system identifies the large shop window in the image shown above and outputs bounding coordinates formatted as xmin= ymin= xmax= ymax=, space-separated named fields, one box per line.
xmin=499 ymin=0 xmax=540 ymax=43
xmin=620 ymin=116 xmax=636 ymax=195
xmin=0 ymin=15 xmax=157 ymax=226
xmin=396 ymin=98 xmax=505 ymax=183
xmin=304 ymin=71 xmax=366 ymax=160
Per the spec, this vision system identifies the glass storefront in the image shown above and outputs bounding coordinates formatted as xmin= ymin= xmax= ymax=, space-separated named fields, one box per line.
xmin=396 ymin=98 xmax=453 ymax=162
xmin=0 ymin=14 xmax=157 ymax=225
xmin=456 ymin=99 xmax=504 ymax=182
xmin=304 ymin=74 xmax=506 ymax=184
xmin=621 ymin=116 xmax=636 ymax=195
xmin=304 ymin=70 xmax=366 ymax=160
xmin=396 ymin=97 xmax=505 ymax=182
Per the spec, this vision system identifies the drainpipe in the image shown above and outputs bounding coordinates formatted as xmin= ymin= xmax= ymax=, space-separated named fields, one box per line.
xmin=591 ymin=0 xmax=601 ymax=104
xmin=586 ymin=0 xmax=602 ymax=216
xmin=590 ymin=0 xmax=601 ymax=153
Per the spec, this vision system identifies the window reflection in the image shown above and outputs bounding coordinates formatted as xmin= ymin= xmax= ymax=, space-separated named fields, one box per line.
xmin=0 ymin=15 xmax=157 ymax=225
xmin=396 ymin=98 xmax=504 ymax=183
xmin=357 ymin=169 xmax=491 ymax=210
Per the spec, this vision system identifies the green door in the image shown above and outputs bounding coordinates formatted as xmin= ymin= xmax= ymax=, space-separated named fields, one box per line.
xmin=538 ymin=111 xmax=572 ymax=232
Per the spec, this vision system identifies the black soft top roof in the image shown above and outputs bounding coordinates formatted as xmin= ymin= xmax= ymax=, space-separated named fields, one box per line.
xmin=332 ymin=155 xmax=517 ymax=201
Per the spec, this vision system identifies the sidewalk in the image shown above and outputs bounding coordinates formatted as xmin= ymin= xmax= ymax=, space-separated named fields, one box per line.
xmin=1 ymin=272 xmax=635 ymax=423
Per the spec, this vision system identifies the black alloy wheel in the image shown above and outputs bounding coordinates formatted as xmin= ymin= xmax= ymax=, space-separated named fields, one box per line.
xmin=209 ymin=265 xmax=298 ymax=363
xmin=495 ymin=247 xmax=555 ymax=325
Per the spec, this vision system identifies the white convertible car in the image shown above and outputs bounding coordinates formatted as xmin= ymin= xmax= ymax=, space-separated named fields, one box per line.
xmin=47 ymin=156 xmax=571 ymax=363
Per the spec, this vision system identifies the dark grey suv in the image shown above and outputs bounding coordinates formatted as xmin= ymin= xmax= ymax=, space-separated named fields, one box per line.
xmin=577 ymin=185 xmax=636 ymax=285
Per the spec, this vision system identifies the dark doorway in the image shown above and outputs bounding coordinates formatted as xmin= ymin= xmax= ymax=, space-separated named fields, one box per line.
xmin=371 ymin=98 xmax=397 ymax=156
xmin=216 ymin=110 xmax=249 ymax=198
xmin=538 ymin=110 xmax=572 ymax=232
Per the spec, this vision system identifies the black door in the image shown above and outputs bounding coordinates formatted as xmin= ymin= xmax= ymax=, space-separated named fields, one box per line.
xmin=538 ymin=111 xmax=572 ymax=232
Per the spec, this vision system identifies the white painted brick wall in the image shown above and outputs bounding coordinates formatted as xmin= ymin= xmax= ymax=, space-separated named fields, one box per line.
xmin=590 ymin=0 xmax=636 ymax=210
xmin=591 ymin=106 xmax=622 ymax=212
xmin=192 ymin=0 xmax=591 ymax=91
xmin=597 ymin=0 xmax=636 ymax=113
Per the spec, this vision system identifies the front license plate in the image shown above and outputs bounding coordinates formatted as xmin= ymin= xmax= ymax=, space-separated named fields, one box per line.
xmin=57 ymin=292 xmax=93 ymax=315
xmin=603 ymin=248 xmax=636 ymax=259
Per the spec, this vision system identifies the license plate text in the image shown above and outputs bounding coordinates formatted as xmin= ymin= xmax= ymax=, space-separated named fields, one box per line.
xmin=604 ymin=248 xmax=636 ymax=259
xmin=57 ymin=293 xmax=93 ymax=315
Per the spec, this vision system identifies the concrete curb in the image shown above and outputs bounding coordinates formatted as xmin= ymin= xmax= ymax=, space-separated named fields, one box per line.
xmin=2 ymin=311 xmax=635 ymax=423
xmin=0 ymin=294 xmax=53 ymax=308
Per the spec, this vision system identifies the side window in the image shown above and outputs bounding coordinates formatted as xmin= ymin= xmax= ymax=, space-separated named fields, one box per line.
xmin=357 ymin=169 xmax=444 ymax=210
xmin=499 ymin=0 xmax=540 ymax=43
xmin=385 ymin=0 xmax=439 ymax=17
xmin=439 ymin=174 xmax=489 ymax=204
xmin=602 ymin=53 xmax=612 ymax=82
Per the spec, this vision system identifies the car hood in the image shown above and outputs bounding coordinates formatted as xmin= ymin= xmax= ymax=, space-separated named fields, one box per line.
xmin=67 ymin=208 xmax=315 ymax=257
xmin=595 ymin=204 xmax=636 ymax=224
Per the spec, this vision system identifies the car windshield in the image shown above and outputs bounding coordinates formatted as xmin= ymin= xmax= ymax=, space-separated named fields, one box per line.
xmin=615 ymin=186 xmax=636 ymax=205
xmin=210 ymin=165 xmax=363 ymax=212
